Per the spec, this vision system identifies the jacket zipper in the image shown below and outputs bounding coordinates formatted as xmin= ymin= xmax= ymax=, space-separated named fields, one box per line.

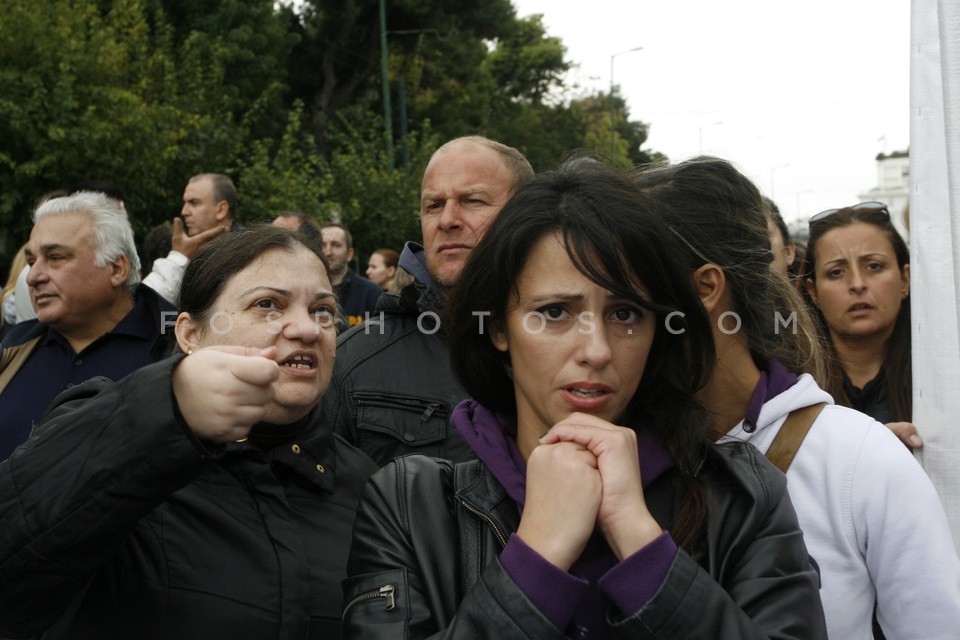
xmin=342 ymin=584 xmax=396 ymax=619
xmin=460 ymin=500 xmax=508 ymax=547
xmin=352 ymin=392 xmax=448 ymax=419
xmin=420 ymin=402 xmax=441 ymax=421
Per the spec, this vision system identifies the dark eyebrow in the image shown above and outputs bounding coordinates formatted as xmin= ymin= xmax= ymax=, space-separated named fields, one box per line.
xmin=527 ymin=293 xmax=584 ymax=304
xmin=822 ymin=257 xmax=849 ymax=267
xmin=39 ymin=243 xmax=74 ymax=254
xmin=420 ymin=187 xmax=494 ymax=203
xmin=240 ymin=286 xmax=337 ymax=301
xmin=460 ymin=189 xmax=492 ymax=199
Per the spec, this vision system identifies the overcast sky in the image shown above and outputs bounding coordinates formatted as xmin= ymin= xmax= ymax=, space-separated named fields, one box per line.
xmin=511 ymin=0 xmax=911 ymax=229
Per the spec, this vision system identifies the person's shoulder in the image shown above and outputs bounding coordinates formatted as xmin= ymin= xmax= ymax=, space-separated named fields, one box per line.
xmin=369 ymin=453 xmax=455 ymax=493
xmin=0 ymin=319 xmax=44 ymax=349
xmin=335 ymin=301 xmax=433 ymax=358
xmin=807 ymin=404 xmax=904 ymax=459
xmin=813 ymin=403 xmax=877 ymax=429
xmin=357 ymin=455 xmax=455 ymax=522
xmin=38 ymin=375 xmax=116 ymax=426
xmin=355 ymin=273 xmax=384 ymax=294
xmin=135 ymin=283 xmax=176 ymax=338
xmin=333 ymin=432 xmax=379 ymax=478
xmin=708 ymin=441 xmax=787 ymax=506
xmin=814 ymin=405 xmax=925 ymax=481
xmin=386 ymin=452 xmax=455 ymax=474
xmin=137 ymin=282 xmax=176 ymax=314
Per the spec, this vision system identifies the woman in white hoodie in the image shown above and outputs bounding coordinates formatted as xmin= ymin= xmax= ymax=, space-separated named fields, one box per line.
xmin=633 ymin=157 xmax=960 ymax=640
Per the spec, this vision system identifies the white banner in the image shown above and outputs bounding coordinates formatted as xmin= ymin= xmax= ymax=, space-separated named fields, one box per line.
xmin=911 ymin=0 xmax=960 ymax=551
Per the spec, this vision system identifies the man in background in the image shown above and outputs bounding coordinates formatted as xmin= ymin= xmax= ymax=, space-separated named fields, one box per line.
xmin=320 ymin=223 xmax=382 ymax=328
xmin=323 ymin=136 xmax=533 ymax=465
xmin=272 ymin=212 xmax=322 ymax=241
xmin=0 ymin=192 xmax=175 ymax=460
xmin=181 ymin=173 xmax=238 ymax=235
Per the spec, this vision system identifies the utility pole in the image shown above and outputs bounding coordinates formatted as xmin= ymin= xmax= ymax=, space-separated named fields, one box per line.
xmin=379 ymin=0 xmax=394 ymax=170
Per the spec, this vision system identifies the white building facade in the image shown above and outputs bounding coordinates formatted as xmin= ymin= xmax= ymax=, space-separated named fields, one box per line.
xmin=858 ymin=150 xmax=910 ymax=239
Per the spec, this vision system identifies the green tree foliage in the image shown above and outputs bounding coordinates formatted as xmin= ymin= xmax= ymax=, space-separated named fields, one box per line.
xmin=232 ymin=101 xmax=330 ymax=223
xmin=232 ymin=103 xmax=437 ymax=254
xmin=577 ymin=91 xmax=665 ymax=168
xmin=0 ymin=0 xmax=284 ymax=241
xmin=0 ymin=0 xmax=662 ymax=261
xmin=288 ymin=0 xmax=518 ymax=151
xmin=0 ymin=0 xmax=194 ymax=236
xmin=148 ymin=0 xmax=296 ymax=139
xmin=485 ymin=15 xmax=567 ymax=106
xmin=324 ymin=114 xmax=438 ymax=257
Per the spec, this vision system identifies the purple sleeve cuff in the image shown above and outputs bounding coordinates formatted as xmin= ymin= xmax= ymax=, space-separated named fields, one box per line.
xmin=598 ymin=531 xmax=678 ymax=615
xmin=499 ymin=533 xmax=588 ymax=631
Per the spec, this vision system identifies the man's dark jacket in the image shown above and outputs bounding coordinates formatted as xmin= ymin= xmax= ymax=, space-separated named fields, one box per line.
xmin=0 ymin=284 xmax=176 ymax=459
xmin=337 ymin=269 xmax=384 ymax=328
xmin=324 ymin=243 xmax=473 ymax=465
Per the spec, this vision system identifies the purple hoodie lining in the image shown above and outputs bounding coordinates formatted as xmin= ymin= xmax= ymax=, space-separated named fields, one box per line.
xmin=451 ymin=400 xmax=674 ymax=507
xmin=744 ymin=360 xmax=800 ymax=428
xmin=450 ymin=399 xmax=678 ymax=637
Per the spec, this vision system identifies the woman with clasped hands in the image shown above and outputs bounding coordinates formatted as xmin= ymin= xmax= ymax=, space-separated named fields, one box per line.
xmin=341 ymin=161 xmax=826 ymax=639
xmin=0 ymin=227 xmax=376 ymax=639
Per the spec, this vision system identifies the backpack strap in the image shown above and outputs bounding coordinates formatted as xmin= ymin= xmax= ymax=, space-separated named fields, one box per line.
xmin=0 ymin=335 xmax=42 ymax=394
xmin=765 ymin=403 xmax=827 ymax=473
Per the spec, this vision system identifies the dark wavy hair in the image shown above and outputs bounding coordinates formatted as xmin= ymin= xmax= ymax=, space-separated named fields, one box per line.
xmin=446 ymin=159 xmax=716 ymax=550
xmin=177 ymin=225 xmax=329 ymax=343
xmin=801 ymin=207 xmax=911 ymax=421
xmin=632 ymin=157 xmax=827 ymax=394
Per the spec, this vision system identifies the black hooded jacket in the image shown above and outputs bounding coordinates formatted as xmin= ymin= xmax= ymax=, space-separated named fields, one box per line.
xmin=323 ymin=243 xmax=474 ymax=466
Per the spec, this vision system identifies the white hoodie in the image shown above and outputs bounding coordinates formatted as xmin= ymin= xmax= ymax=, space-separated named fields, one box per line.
xmin=719 ymin=373 xmax=960 ymax=640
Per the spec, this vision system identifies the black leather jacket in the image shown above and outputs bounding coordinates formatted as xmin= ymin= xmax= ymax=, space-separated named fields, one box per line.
xmin=343 ymin=444 xmax=827 ymax=639
xmin=324 ymin=245 xmax=474 ymax=465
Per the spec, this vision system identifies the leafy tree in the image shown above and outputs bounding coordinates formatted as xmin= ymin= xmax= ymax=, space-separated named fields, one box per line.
xmin=577 ymin=91 xmax=665 ymax=168
xmin=232 ymin=102 xmax=437 ymax=255
xmin=324 ymin=113 xmax=438 ymax=256
xmin=485 ymin=14 xmax=567 ymax=107
xmin=288 ymin=0 xmax=517 ymax=151
xmin=0 ymin=0 xmax=217 ymax=240
xmin=147 ymin=0 xmax=296 ymax=136
xmin=0 ymin=0 xmax=665 ymax=261
xmin=0 ymin=0 xmax=294 ymax=250
xmin=232 ymin=101 xmax=330 ymax=223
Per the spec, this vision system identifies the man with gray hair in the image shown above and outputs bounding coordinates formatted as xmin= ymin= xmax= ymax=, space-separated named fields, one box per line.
xmin=0 ymin=192 xmax=176 ymax=460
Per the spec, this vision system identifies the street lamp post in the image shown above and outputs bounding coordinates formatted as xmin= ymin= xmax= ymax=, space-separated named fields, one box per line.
xmin=698 ymin=121 xmax=723 ymax=154
xmin=379 ymin=0 xmax=394 ymax=170
xmin=609 ymin=46 xmax=643 ymax=161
